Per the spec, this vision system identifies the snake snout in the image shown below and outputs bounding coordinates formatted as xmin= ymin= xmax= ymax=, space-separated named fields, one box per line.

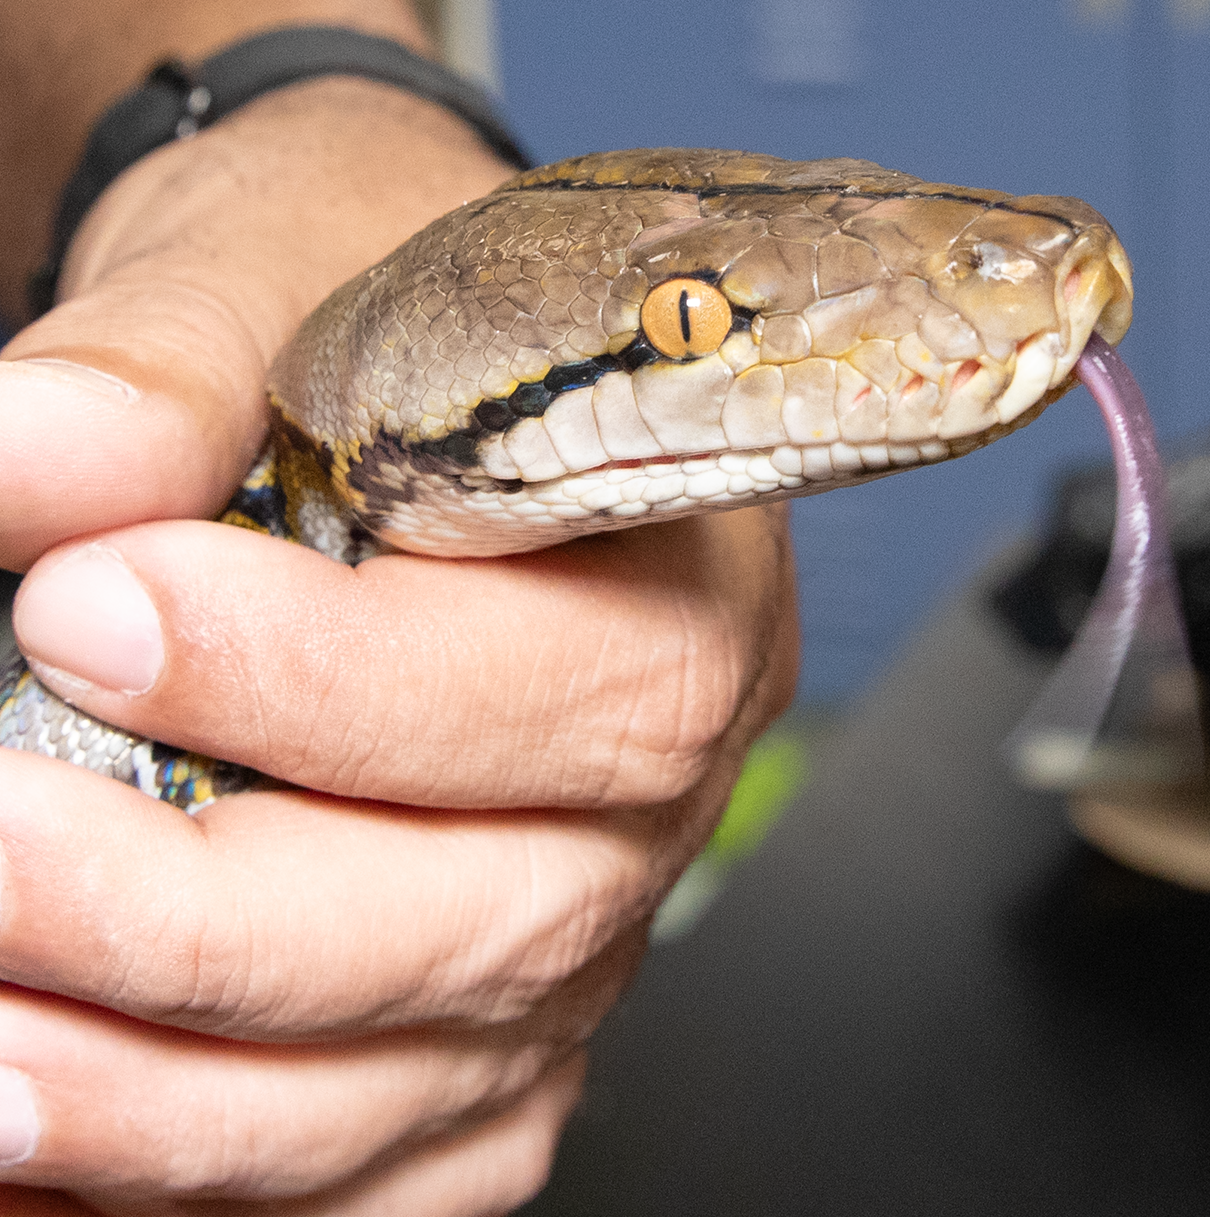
xmin=1059 ymin=228 xmax=1134 ymax=351
xmin=987 ymin=227 xmax=1134 ymax=433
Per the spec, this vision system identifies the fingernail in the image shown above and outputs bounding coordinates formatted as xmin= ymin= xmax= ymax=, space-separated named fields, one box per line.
xmin=14 ymin=543 xmax=164 ymax=696
xmin=0 ymin=1067 xmax=39 ymax=1166
xmin=0 ymin=358 xmax=140 ymax=425
xmin=16 ymin=358 xmax=139 ymax=404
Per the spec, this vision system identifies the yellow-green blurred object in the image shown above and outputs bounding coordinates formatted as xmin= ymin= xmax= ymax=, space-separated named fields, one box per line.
xmin=708 ymin=732 xmax=807 ymax=863
xmin=652 ymin=723 xmax=811 ymax=942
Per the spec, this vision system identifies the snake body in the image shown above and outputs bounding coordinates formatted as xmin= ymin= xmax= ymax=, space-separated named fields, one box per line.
xmin=0 ymin=149 xmax=1134 ymax=809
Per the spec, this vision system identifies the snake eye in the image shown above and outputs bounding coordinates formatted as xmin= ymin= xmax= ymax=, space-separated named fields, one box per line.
xmin=640 ymin=278 xmax=733 ymax=359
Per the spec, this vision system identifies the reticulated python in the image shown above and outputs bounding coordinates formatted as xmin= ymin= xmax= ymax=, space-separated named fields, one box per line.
xmin=0 ymin=148 xmax=1133 ymax=810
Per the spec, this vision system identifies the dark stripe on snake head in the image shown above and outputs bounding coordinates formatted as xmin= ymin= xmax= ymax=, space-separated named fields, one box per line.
xmin=347 ymin=314 xmax=753 ymax=504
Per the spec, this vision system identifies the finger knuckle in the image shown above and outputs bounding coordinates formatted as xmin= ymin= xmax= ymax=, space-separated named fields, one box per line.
xmin=597 ymin=619 xmax=749 ymax=806
xmin=105 ymin=891 xmax=272 ymax=1035
xmin=419 ymin=841 xmax=643 ymax=1024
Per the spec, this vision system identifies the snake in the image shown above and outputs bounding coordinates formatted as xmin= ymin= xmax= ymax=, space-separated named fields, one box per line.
xmin=0 ymin=148 xmax=1134 ymax=812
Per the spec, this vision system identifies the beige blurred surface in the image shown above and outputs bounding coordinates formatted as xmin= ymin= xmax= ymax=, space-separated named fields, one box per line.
xmin=1072 ymin=785 xmax=1210 ymax=891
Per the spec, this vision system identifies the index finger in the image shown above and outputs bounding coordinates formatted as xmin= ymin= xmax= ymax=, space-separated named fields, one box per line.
xmin=14 ymin=504 xmax=798 ymax=811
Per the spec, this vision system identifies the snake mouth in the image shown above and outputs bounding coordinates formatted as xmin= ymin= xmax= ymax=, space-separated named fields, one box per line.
xmin=590 ymin=451 xmax=714 ymax=473
xmin=513 ymin=438 xmax=962 ymax=511
xmin=569 ymin=444 xmax=934 ymax=492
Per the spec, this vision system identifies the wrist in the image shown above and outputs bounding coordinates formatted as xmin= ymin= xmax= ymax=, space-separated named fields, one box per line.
xmin=0 ymin=2 xmax=437 ymax=322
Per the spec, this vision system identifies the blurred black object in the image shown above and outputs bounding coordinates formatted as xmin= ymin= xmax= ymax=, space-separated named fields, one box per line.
xmin=992 ymin=444 xmax=1210 ymax=673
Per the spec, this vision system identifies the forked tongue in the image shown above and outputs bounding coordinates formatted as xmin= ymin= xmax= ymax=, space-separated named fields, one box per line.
xmin=1007 ymin=333 xmax=1205 ymax=790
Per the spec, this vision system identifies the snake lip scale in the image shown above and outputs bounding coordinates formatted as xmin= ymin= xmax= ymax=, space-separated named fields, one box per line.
xmin=1 ymin=148 xmax=1134 ymax=812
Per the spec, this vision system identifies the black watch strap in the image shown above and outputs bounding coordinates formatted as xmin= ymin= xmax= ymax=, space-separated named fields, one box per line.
xmin=28 ymin=24 xmax=533 ymax=317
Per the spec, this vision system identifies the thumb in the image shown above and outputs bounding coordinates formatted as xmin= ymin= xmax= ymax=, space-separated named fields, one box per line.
xmin=0 ymin=77 xmax=513 ymax=571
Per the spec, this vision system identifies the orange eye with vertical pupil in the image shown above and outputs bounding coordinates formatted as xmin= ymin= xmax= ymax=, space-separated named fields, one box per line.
xmin=640 ymin=278 xmax=733 ymax=359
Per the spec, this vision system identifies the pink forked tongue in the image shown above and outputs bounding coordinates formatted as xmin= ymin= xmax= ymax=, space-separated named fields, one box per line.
xmin=1008 ymin=333 xmax=1205 ymax=789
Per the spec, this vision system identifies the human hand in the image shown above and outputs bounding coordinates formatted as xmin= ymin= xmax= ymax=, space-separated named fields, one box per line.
xmin=0 ymin=50 xmax=800 ymax=1217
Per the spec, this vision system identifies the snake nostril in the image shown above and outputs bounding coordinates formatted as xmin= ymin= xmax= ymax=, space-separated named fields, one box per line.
xmin=1064 ymin=268 xmax=1082 ymax=303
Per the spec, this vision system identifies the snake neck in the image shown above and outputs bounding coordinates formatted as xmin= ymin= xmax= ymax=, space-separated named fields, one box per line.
xmin=220 ymin=410 xmax=387 ymax=565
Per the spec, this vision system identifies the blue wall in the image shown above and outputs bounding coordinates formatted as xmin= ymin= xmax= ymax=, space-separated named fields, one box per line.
xmin=497 ymin=0 xmax=1210 ymax=701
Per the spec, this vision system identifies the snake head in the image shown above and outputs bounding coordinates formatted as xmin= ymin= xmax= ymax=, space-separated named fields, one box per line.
xmin=267 ymin=149 xmax=1132 ymax=558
